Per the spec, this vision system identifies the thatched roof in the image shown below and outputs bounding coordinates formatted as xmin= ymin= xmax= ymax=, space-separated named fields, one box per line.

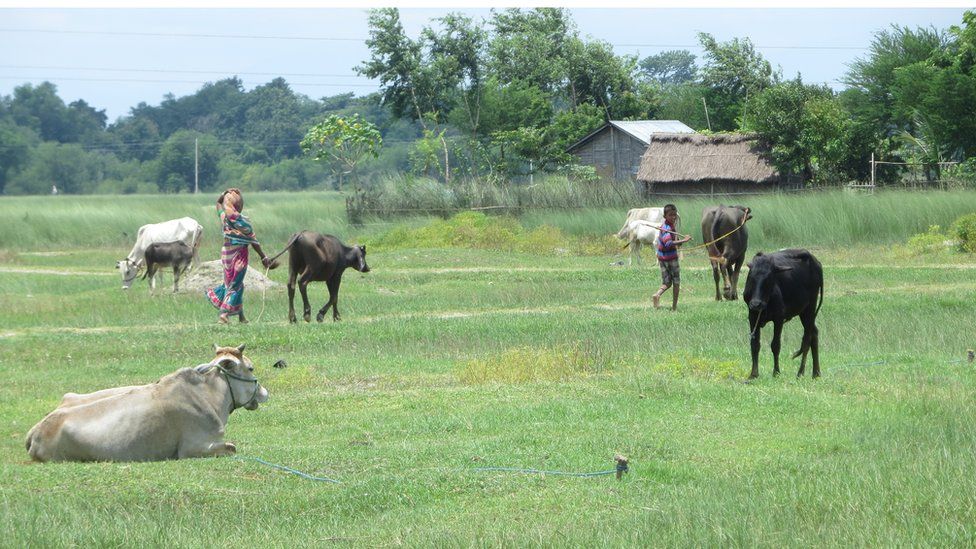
xmin=636 ymin=133 xmax=779 ymax=184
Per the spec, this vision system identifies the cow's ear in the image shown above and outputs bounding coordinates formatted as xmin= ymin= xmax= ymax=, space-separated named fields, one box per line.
xmin=237 ymin=343 xmax=246 ymax=353
xmin=360 ymin=245 xmax=366 ymax=254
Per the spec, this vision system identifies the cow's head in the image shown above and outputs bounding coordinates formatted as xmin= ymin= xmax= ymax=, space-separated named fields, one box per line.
xmin=743 ymin=252 xmax=790 ymax=313
xmin=733 ymin=205 xmax=754 ymax=222
xmin=354 ymin=245 xmax=370 ymax=273
xmin=211 ymin=343 xmax=269 ymax=411
xmin=115 ymin=258 xmax=141 ymax=290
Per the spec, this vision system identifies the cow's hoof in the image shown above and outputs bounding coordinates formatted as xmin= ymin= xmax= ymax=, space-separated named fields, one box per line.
xmin=316 ymin=313 xmax=325 ymax=322
xmin=225 ymin=442 xmax=237 ymax=453
xmin=288 ymin=316 xmax=297 ymax=324
xmin=303 ymin=313 xmax=311 ymax=322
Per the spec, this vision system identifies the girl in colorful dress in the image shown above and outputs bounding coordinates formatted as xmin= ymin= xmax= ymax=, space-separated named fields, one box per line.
xmin=206 ymin=188 xmax=274 ymax=323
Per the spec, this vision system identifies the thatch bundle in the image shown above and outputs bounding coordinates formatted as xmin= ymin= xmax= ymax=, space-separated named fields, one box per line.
xmin=636 ymin=133 xmax=779 ymax=184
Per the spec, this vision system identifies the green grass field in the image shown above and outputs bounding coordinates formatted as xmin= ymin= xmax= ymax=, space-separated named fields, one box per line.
xmin=2 ymin=191 xmax=976 ymax=546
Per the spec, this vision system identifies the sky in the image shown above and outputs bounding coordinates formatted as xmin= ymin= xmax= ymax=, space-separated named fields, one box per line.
xmin=0 ymin=6 xmax=970 ymax=122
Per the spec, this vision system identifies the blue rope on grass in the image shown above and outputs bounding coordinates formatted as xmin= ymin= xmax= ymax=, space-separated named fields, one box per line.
xmin=235 ymin=455 xmax=341 ymax=484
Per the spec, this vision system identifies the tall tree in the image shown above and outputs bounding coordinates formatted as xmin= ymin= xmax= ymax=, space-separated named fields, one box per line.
xmin=639 ymin=50 xmax=698 ymax=86
xmin=301 ymin=114 xmax=382 ymax=190
xmin=697 ymin=33 xmax=779 ymax=131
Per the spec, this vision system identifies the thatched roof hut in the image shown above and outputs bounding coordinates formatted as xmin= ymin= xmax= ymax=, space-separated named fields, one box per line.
xmin=637 ymin=133 xmax=797 ymax=195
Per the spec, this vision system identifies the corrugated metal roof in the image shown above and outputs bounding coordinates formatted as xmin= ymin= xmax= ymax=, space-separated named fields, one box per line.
xmin=565 ymin=120 xmax=697 ymax=153
xmin=609 ymin=120 xmax=696 ymax=144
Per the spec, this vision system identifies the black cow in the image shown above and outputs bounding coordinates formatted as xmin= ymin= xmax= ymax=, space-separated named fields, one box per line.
xmin=274 ymin=231 xmax=370 ymax=323
xmin=142 ymin=241 xmax=194 ymax=293
xmin=701 ymin=205 xmax=752 ymax=301
xmin=742 ymin=249 xmax=824 ymax=379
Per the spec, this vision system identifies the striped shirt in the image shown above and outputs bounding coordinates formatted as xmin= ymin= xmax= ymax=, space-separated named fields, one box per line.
xmin=657 ymin=221 xmax=679 ymax=261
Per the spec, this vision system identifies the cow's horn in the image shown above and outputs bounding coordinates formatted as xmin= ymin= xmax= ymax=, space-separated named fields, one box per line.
xmin=237 ymin=343 xmax=246 ymax=353
xmin=212 ymin=343 xmax=219 ymax=352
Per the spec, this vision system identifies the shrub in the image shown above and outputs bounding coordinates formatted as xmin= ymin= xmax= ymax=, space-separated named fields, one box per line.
xmin=903 ymin=225 xmax=950 ymax=255
xmin=950 ymin=213 xmax=976 ymax=253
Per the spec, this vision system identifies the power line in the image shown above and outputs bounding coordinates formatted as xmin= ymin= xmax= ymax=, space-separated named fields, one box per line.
xmin=0 ymin=75 xmax=379 ymax=88
xmin=0 ymin=64 xmax=373 ymax=79
xmin=0 ymin=28 xmax=363 ymax=42
xmin=0 ymin=27 xmax=869 ymax=51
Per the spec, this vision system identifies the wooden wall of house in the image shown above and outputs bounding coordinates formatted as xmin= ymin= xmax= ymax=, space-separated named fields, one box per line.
xmin=571 ymin=127 xmax=647 ymax=180
xmin=640 ymin=180 xmax=785 ymax=197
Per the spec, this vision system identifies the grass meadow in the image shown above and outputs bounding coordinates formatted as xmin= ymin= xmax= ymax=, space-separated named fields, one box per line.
xmin=1 ymin=189 xmax=976 ymax=546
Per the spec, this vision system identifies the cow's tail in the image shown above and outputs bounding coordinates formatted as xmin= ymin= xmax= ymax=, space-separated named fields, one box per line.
xmin=191 ymin=225 xmax=203 ymax=270
xmin=264 ymin=232 xmax=302 ymax=269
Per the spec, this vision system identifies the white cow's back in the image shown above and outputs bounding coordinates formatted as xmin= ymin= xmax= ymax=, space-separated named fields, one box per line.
xmin=126 ymin=216 xmax=203 ymax=265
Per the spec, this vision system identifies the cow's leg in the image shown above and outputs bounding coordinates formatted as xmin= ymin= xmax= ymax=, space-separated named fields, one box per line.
xmin=299 ymin=270 xmax=314 ymax=323
xmin=711 ymin=260 xmax=721 ymax=301
xmin=634 ymin=241 xmax=642 ymax=266
xmin=810 ymin=321 xmax=821 ymax=379
xmin=720 ymin=261 xmax=733 ymax=301
xmin=730 ymin=257 xmax=744 ymax=301
xmin=172 ymin=265 xmax=181 ymax=293
xmin=147 ymin=264 xmax=157 ymax=292
xmin=316 ymin=277 xmax=343 ymax=322
xmin=178 ymin=440 xmax=237 ymax=459
xmin=749 ymin=312 xmax=761 ymax=378
xmin=287 ymin=270 xmax=298 ymax=323
xmin=771 ymin=320 xmax=783 ymax=376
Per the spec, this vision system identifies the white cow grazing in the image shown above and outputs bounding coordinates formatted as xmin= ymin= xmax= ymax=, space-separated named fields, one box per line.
xmin=615 ymin=207 xmax=680 ymax=266
xmin=619 ymin=220 xmax=661 ymax=266
xmin=26 ymin=344 xmax=269 ymax=463
xmin=116 ymin=216 xmax=203 ymax=290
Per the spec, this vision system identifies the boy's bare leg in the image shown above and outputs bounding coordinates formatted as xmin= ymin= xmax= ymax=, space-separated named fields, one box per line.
xmin=671 ymin=283 xmax=680 ymax=311
xmin=652 ymin=285 xmax=669 ymax=309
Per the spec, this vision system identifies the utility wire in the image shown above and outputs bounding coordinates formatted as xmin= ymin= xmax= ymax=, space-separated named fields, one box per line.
xmin=0 ymin=27 xmax=869 ymax=50
xmin=0 ymin=64 xmax=375 ymax=79
xmin=0 ymin=75 xmax=379 ymax=87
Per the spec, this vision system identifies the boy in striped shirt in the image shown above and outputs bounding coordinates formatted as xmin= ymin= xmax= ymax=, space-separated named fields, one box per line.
xmin=652 ymin=204 xmax=692 ymax=310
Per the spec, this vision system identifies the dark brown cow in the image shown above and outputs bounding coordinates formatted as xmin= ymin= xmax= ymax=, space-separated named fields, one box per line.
xmin=142 ymin=241 xmax=194 ymax=293
xmin=269 ymin=231 xmax=370 ymax=323
xmin=701 ymin=205 xmax=752 ymax=301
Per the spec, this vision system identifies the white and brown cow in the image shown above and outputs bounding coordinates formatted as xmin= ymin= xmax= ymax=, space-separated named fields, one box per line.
xmin=25 ymin=344 xmax=269 ymax=462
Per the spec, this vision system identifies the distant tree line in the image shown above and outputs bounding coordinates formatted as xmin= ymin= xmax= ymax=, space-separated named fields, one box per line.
xmin=0 ymin=8 xmax=973 ymax=195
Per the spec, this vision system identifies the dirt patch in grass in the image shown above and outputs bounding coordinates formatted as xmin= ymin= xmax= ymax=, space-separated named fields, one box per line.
xmin=177 ymin=260 xmax=280 ymax=294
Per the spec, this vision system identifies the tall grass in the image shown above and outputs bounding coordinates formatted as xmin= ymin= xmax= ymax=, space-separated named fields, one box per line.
xmin=2 ymin=188 xmax=975 ymax=253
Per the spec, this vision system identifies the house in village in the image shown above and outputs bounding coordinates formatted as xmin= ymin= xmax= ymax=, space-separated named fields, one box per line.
xmin=566 ymin=120 xmax=696 ymax=180
xmin=636 ymin=133 xmax=802 ymax=196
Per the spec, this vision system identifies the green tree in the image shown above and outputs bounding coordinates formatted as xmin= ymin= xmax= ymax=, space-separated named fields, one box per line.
xmin=155 ymin=130 xmax=221 ymax=193
xmin=241 ymin=78 xmax=305 ymax=163
xmin=639 ymin=50 xmax=698 ymax=86
xmin=698 ymin=33 xmax=779 ymax=131
xmin=842 ymin=24 xmax=950 ymax=135
xmin=744 ymin=80 xmax=859 ymax=182
xmin=488 ymin=8 xmax=575 ymax=95
xmin=301 ymin=114 xmax=382 ymax=190
xmin=0 ymin=120 xmax=37 ymax=194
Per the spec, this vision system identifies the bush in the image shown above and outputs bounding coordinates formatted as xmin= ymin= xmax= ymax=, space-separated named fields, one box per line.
xmin=950 ymin=213 xmax=976 ymax=253
xmin=903 ymin=225 xmax=950 ymax=255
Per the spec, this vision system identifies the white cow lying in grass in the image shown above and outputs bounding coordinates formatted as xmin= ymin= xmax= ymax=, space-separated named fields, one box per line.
xmin=116 ymin=216 xmax=203 ymax=290
xmin=26 ymin=344 xmax=269 ymax=462
xmin=615 ymin=207 xmax=680 ymax=266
